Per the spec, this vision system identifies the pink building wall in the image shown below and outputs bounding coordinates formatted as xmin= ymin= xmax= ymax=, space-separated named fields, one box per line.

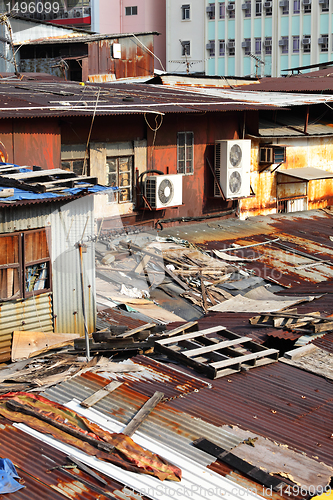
xmin=95 ymin=0 xmax=166 ymax=70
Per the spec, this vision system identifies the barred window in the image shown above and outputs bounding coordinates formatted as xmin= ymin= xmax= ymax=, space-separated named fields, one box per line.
xmin=177 ymin=132 xmax=194 ymax=174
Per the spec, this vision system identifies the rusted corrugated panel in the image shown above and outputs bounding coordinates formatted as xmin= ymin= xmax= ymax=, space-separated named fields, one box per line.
xmin=0 ymin=293 xmax=53 ymax=362
xmin=312 ymin=332 xmax=333 ymax=353
xmin=97 ymin=308 xmax=148 ymax=330
xmin=237 ymin=76 xmax=333 ymax=93
xmin=166 ymin=361 xmax=333 ymax=467
xmin=0 ymin=420 xmax=131 ymax=499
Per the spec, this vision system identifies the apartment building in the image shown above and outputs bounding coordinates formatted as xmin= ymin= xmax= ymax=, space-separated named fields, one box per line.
xmin=167 ymin=0 xmax=333 ymax=77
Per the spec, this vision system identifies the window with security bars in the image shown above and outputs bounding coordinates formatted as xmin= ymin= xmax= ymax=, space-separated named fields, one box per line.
xmin=219 ymin=1 xmax=225 ymax=18
xmin=219 ymin=40 xmax=225 ymax=56
xmin=107 ymin=156 xmax=133 ymax=203
xmin=320 ymin=35 xmax=329 ymax=52
xmin=177 ymin=132 xmax=194 ymax=174
xmin=0 ymin=229 xmax=51 ymax=301
xmin=181 ymin=40 xmax=191 ymax=56
xmin=321 ymin=0 xmax=329 ymax=11
xmin=255 ymin=0 xmax=262 ymax=16
xmin=255 ymin=38 xmax=262 ymax=54
xmin=293 ymin=35 xmax=300 ymax=53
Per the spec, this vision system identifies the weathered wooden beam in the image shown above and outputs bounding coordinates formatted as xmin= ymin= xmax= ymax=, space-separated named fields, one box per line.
xmin=122 ymin=391 xmax=164 ymax=437
xmin=80 ymin=381 xmax=123 ymax=408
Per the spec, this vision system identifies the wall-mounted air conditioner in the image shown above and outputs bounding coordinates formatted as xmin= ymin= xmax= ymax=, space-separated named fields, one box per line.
xmin=279 ymin=39 xmax=288 ymax=46
xmin=264 ymin=1 xmax=273 ymax=7
xmin=241 ymin=3 xmax=250 ymax=9
xmin=302 ymin=37 xmax=311 ymax=44
xmin=302 ymin=0 xmax=311 ymax=4
xmin=227 ymin=3 xmax=235 ymax=10
xmin=214 ymin=140 xmax=251 ymax=199
xmin=241 ymin=41 xmax=250 ymax=48
xmin=206 ymin=42 xmax=214 ymax=50
xmin=144 ymin=175 xmax=183 ymax=209
xmin=206 ymin=5 xmax=214 ymax=13
xmin=279 ymin=0 xmax=289 ymax=6
xmin=74 ymin=8 xmax=82 ymax=17
xmin=318 ymin=37 xmax=326 ymax=44
xmin=264 ymin=39 xmax=272 ymax=46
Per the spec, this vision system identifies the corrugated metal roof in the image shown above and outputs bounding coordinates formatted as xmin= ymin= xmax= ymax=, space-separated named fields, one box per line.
xmin=0 ymin=81 xmax=288 ymax=120
xmin=236 ymin=74 xmax=333 ymax=93
xmin=0 ymin=420 xmax=127 ymax=499
xmin=43 ymin=358 xmax=243 ymax=466
xmin=15 ymin=31 xmax=159 ymax=45
xmin=312 ymin=332 xmax=333 ymax=353
xmin=166 ymin=361 xmax=333 ymax=467
xmin=160 ymin=210 xmax=333 ymax=288
xmin=277 ymin=167 xmax=333 ymax=180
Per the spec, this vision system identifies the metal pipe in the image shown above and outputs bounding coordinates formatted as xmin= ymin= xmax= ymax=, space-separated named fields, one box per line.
xmin=78 ymin=242 xmax=90 ymax=360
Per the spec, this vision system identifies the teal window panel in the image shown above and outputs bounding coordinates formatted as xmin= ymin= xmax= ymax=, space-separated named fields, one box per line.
xmin=320 ymin=14 xmax=329 ymax=33
xmin=243 ymin=19 xmax=251 ymax=38
xmin=208 ymin=21 xmax=215 ymax=39
xmin=280 ymin=16 xmax=289 ymax=36
xmin=243 ymin=57 xmax=251 ymax=76
xmin=319 ymin=53 xmax=329 ymax=64
xmin=280 ymin=54 xmax=288 ymax=73
xmin=227 ymin=19 xmax=235 ymax=38
xmin=207 ymin=58 xmax=216 ymax=75
xmin=254 ymin=18 xmax=261 ymax=35
xmin=291 ymin=16 xmax=300 ymax=34
xmin=264 ymin=17 xmax=272 ymax=36
xmin=218 ymin=57 xmax=225 ymax=75
xmin=218 ymin=20 xmax=225 ymax=39
xmin=227 ymin=57 xmax=235 ymax=76
xmin=302 ymin=16 xmax=311 ymax=33
xmin=302 ymin=53 xmax=311 ymax=66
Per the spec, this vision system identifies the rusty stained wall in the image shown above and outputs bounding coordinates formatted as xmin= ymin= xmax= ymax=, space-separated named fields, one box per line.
xmin=0 ymin=119 xmax=61 ymax=169
xmin=240 ymin=136 xmax=333 ymax=219
xmin=146 ymin=112 xmax=240 ymax=220
xmin=88 ymin=34 xmax=155 ymax=79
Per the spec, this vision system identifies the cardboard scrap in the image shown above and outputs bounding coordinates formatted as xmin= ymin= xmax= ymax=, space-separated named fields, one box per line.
xmin=11 ymin=331 xmax=79 ymax=361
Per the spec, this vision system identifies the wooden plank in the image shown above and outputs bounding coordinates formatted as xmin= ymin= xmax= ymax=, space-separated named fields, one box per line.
xmin=81 ymin=381 xmax=123 ymax=408
xmin=200 ymin=274 xmax=208 ymax=313
xmin=221 ymin=238 xmax=280 ymax=252
xmin=183 ymin=337 xmax=252 ymax=358
xmin=12 ymin=331 xmax=79 ymax=361
xmin=156 ymin=326 xmax=226 ymax=345
xmin=134 ymin=254 xmax=151 ymax=274
xmin=122 ymin=391 xmax=164 ymax=437
xmin=210 ymin=348 xmax=279 ymax=369
xmin=164 ymin=321 xmax=198 ymax=338
xmin=2 ymin=168 xmax=74 ymax=180
xmin=118 ymin=323 xmax=156 ymax=339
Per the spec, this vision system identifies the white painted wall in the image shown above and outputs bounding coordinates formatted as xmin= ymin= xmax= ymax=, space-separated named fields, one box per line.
xmin=166 ymin=0 xmax=205 ymax=74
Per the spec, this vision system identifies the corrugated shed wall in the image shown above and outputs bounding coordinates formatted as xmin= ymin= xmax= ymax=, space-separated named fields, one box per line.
xmin=50 ymin=195 xmax=96 ymax=335
xmin=0 ymin=293 xmax=53 ymax=362
xmin=0 ymin=196 xmax=96 ymax=360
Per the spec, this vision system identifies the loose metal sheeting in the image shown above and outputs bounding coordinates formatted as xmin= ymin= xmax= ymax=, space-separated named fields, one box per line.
xmin=15 ymin=403 xmax=264 ymax=500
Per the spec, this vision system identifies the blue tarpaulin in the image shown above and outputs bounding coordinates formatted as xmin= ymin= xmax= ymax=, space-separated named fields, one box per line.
xmin=0 ymin=458 xmax=24 ymax=494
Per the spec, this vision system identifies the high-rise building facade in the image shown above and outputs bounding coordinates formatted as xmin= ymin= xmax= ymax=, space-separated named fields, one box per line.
xmin=167 ymin=0 xmax=333 ymax=77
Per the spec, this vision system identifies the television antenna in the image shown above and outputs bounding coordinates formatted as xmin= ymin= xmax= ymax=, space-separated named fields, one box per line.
xmin=169 ymin=39 xmax=202 ymax=74
xmin=249 ymin=53 xmax=265 ymax=78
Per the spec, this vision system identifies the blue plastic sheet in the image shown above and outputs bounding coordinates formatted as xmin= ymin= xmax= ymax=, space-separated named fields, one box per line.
xmin=0 ymin=458 xmax=24 ymax=494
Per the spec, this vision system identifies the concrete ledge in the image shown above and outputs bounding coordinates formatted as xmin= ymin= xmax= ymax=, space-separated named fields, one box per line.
xmin=284 ymin=343 xmax=319 ymax=361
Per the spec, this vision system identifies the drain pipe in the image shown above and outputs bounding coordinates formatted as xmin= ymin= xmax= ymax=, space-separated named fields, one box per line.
xmin=77 ymin=242 xmax=90 ymax=361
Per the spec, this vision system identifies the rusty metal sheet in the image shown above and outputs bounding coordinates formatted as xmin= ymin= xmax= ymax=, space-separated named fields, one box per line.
xmin=166 ymin=361 xmax=333 ymax=468
xmin=0 ymin=420 xmax=130 ymax=500
xmin=312 ymin=332 xmax=333 ymax=354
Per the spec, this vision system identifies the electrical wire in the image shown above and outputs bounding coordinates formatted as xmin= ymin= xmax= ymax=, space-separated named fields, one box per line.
xmin=83 ymin=87 xmax=100 ymax=176
xmin=130 ymin=33 xmax=166 ymax=72
xmin=144 ymin=112 xmax=164 ymax=165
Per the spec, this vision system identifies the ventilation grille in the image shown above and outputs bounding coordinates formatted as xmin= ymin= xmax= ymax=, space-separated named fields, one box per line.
xmin=214 ymin=142 xmax=221 ymax=196
xmin=145 ymin=177 xmax=156 ymax=207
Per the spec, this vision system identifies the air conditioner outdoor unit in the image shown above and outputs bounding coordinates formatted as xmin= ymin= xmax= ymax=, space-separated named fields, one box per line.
xmin=241 ymin=41 xmax=250 ymax=48
xmin=84 ymin=7 xmax=91 ymax=15
xmin=206 ymin=42 xmax=214 ymax=50
xmin=318 ymin=37 xmax=326 ymax=44
xmin=206 ymin=5 xmax=214 ymax=13
xmin=319 ymin=0 xmax=327 ymax=3
xmin=302 ymin=37 xmax=311 ymax=44
xmin=279 ymin=0 xmax=288 ymax=6
xmin=227 ymin=41 xmax=235 ymax=49
xmin=264 ymin=1 xmax=272 ymax=7
xmin=241 ymin=3 xmax=249 ymax=9
xmin=74 ymin=8 xmax=82 ymax=17
xmin=227 ymin=3 xmax=235 ymax=10
xmin=279 ymin=39 xmax=287 ymax=46
xmin=302 ymin=0 xmax=311 ymax=4
xmin=264 ymin=39 xmax=272 ymax=46
xmin=144 ymin=175 xmax=183 ymax=209
xmin=214 ymin=140 xmax=251 ymax=199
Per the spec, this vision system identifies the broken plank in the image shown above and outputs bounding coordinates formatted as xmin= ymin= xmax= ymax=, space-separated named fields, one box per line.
xmin=80 ymin=381 xmax=123 ymax=408
xmin=2 ymin=168 xmax=74 ymax=180
xmin=164 ymin=321 xmax=198 ymax=338
xmin=118 ymin=323 xmax=156 ymax=339
xmin=134 ymin=254 xmax=151 ymax=274
xmin=210 ymin=348 xmax=279 ymax=369
xmin=122 ymin=391 xmax=164 ymax=437
xmin=183 ymin=337 xmax=252 ymax=358
xmin=156 ymin=326 xmax=226 ymax=345
xmin=200 ymin=274 xmax=208 ymax=313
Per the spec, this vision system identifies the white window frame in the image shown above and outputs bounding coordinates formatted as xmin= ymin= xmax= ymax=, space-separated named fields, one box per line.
xmin=177 ymin=132 xmax=194 ymax=175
